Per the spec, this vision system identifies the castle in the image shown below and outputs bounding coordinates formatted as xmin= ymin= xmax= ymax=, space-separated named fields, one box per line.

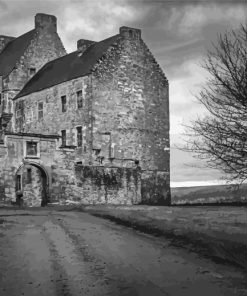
xmin=0 ymin=13 xmax=170 ymax=206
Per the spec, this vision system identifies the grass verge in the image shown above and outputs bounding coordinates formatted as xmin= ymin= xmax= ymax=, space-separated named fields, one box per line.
xmin=81 ymin=205 xmax=247 ymax=270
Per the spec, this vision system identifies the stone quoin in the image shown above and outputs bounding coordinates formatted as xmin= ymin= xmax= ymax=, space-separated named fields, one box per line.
xmin=0 ymin=13 xmax=170 ymax=206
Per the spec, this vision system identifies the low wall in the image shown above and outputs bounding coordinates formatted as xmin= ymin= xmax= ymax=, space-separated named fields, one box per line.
xmin=71 ymin=165 xmax=142 ymax=205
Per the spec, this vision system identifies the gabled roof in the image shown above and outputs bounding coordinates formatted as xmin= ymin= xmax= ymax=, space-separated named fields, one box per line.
xmin=0 ymin=29 xmax=36 ymax=77
xmin=15 ymin=34 xmax=120 ymax=99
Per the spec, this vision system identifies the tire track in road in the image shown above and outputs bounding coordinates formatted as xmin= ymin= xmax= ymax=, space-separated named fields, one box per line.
xmin=0 ymin=215 xmax=57 ymax=296
xmin=42 ymin=219 xmax=114 ymax=296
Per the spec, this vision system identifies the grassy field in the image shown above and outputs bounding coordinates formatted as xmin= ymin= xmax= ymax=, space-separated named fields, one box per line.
xmin=80 ymin=204 xmax=247 ymax=270
xmin=171 ymin=183 xmax=247 ymax=204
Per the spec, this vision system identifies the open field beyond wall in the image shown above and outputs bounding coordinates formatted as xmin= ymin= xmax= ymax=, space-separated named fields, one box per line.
xmin=171 ymin=184 xmax=247 ymax=204
xmin=76 ymin=204 xmax=247 ymax=270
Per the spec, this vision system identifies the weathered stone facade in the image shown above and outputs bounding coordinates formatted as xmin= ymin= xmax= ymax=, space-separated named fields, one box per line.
xmin=91 ymin=27 xmax=169 ymax=203
xmin=0 ymin=15 xmax=170 ymax=206
xmin=0 ymin=13 xmax=66 ymax=125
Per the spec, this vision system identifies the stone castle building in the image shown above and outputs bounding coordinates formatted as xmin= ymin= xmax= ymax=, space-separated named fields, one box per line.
xmin=0 ymin=13 xmax=170 ymax=206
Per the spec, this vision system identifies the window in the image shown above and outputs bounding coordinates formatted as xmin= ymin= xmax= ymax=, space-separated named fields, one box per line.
xmin=29 ymin=68 xmax=36 ymax=76
xmin=110 ymin=144 xmax=115 ymax=158
xmin=17 ymin=175 xmax=21 ymax=191
xmin=27 ymin=168 xmax=32 ymax=183
xmin=26 ymin=141 xmax=38 ymax=157
xmin=38 ymin=102 xmax=43 ymax=119
xmin=26 ymin=110 xmax=33 ymax=123
xmin=77 ymin=90 xmax=83 ymax=109
xmin=61 ymin=130 xmax=66 ymax=146
xmin=15 ymin=101 xmax=23 ymax=118
xmin=76 ymin=126 xmax=82 ymax=147
xmin=16 ymin=109 xmax=22 ymax=118
xmin=0 ymin=93 xmax=1 ymax=105
xmin=61 ymin=95 xmax=67 ymax=112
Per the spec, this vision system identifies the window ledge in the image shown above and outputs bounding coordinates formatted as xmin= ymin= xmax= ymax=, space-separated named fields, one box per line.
xmin=25 ymin=156 xmax=40 ymax=159
xmin=59 ymin=145 xmax=77 ymax=150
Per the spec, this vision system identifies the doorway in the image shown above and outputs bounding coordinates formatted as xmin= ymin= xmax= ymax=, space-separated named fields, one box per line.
xmin=15 ymin=163 xmax=49 ymax=207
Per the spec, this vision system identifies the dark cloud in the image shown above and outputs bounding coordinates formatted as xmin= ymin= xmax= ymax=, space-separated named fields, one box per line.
xmin=0 ymin=0 xmax=7 ymax=9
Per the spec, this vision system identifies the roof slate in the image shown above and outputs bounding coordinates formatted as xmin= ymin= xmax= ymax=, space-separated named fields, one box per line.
xmin=15 ymin=34 xmax=120 ymax=99
xmin=0 ymin=30 xmax=35 ymax=77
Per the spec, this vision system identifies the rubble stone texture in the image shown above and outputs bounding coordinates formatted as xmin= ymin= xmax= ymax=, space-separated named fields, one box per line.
xmin=0 ymin=16 xmax=170 ymax=206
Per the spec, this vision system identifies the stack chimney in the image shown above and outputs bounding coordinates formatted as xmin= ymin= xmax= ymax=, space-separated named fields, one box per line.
xmin=119 ymin=26 xmax=141 ymax=39
xmin=35 ymin=13 xmax=57 ymax=32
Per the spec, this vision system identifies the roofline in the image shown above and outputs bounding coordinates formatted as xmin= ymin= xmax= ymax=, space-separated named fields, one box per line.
xmin=0 ymin=29 xmax=36 ymax=78
xmin=14 ymin=72 xmax=92 ymax=100
xmin=14 ymin=50 xmax=79 ymax=99
xmin=14 ymin=33 xmax=121 ymax=100
xmin=0 ymin=35 xmax=16 ymax=39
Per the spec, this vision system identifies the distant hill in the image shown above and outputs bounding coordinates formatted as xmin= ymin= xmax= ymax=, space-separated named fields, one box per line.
xmin=171 ymin=184 xmax=247 ymax=205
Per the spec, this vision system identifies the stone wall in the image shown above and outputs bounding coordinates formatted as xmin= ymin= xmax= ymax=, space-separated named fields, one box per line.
xmin=141 ymin=170 xmax=170 ymax=205
xmin=91 ymin=28 xmax=170 ymax=204
xmin=11 ymin=26 xmax=170 ymax=205
xmin=73 ymin=165 xmax=141 ymax=205
xmin=0 ymin=133 xmax=60 ymax=203
xmin=2 ymin=13 xmax=66 ymax=121
xmin=0 ymin=144 xmax=8 ymax=202
xmin=13 ymin=76 xmax=92 ymax=163
xmin=0 ymin=133 xmax=142 ymax=205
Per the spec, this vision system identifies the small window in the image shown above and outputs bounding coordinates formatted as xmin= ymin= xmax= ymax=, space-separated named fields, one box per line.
xmin=61 ymin=130 xmax=66 ymax=146
xmin=110 ymin=145 xmax=115 ymax=158
xmin=15 ymin=101 xmax=23 ymax=118
xmin=16 ymin=109 xmax=22 ymax=118
xmin=38 ymin=102 xmax=43 ymax=119
xmin=29 ymin=68 xmax=36 ymax=76
xmin=27 ymin=168 xmax=32 ymax=183
xmin=26 ymin=141 xmax=38 ymax=157
xmin=61 ymin=95 xmax=67 ymax=112
xmin=77 ymin=90 xmax=83 ymax=109
xmin=17 ymin=175 xmax=21 ymax=190
xmin=76 ymin=126 xmax=82 ymax=147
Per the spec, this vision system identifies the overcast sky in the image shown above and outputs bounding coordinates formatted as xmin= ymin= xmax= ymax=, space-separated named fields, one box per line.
xmin=1 ymin=0 xmax=246 ymax=186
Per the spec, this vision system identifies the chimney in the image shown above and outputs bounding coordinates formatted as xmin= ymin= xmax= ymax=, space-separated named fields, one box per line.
xmin=35 ymin=13 xmax=57 ymax=32
xmin=0 ymin=35 xmax=15 ymax=53
xmin=119 ymin=26 xmax=141 ymax=40
xmin=77 ymin=39 xmax=95 ymax=54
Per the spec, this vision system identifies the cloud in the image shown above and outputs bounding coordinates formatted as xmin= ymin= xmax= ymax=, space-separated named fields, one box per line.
xmin=179 ymin=3 xmax=247 ymax=34
xmin=0 ymin=0 xmax=63 ymax=37
xmin=170 ymin=146 xmax=222 ymax=183
xmin=59 ymin=0 xmax=151 ymax=51
xmin=169 ymin=58 xmax=209 ymax=137
xmin=0 ymin=0 xmax=7 ymax=9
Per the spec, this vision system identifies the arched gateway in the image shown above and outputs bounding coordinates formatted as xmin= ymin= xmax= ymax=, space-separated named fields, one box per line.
xmin=15 ymin=162 xmax=49 ymax=207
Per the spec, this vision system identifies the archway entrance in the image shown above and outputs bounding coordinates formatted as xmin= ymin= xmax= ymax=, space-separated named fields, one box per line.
xmin=15 ymin=162 xmax=49 ymax=207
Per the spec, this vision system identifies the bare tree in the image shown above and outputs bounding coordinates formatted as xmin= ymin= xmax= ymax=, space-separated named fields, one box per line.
xmin=186 ymin=24 xmax=247 ymax=184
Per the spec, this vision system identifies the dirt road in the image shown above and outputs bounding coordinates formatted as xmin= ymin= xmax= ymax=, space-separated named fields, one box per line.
xmin=0 ymin=208 xmax=246 ymax=296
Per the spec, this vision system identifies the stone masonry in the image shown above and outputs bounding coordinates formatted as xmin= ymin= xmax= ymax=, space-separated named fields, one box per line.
xmin=0 ymin=14 xmax=170 ymax=206
xmin=0 ymin=13 xmax=66 ymax=129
